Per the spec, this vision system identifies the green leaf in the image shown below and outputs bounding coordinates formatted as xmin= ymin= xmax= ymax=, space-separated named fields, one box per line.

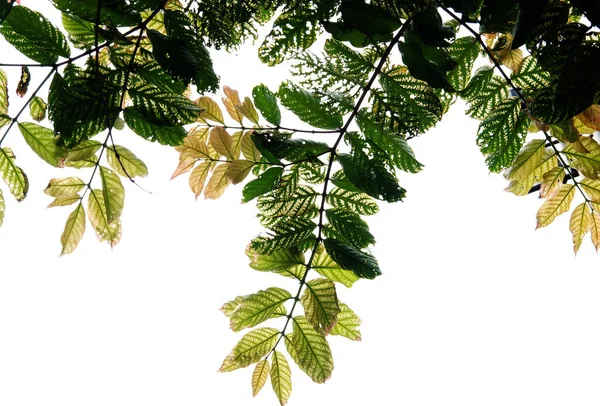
xmin=44 ymin=177 xmax=86 ymax=198
xmin=510 ymin=56 xmax=551 ymax=96
xmin=0 ymin=69 xmax=10 ymax=129
xmin=29 ymin=97 xmax=47 ymax=122
xmin=0 ymin=188 xmax=4 ymax=228
xmin=252 ymin=84 xmax=281 ymax=126
xmin=570 ymin=202 xmax=592 ymax=254
xmin=60 ymin=202 xmax=85 ymax=256
xmin=66 ymin=140 xmax=102 ymax=162
xmin=326 ymin=187 xmax=379 ymax=216
xmin=99 ymin=166 xmax=125 ymax=224
xmin=242 ymin=167 xmax=284 ymax=203
xmin=230 ymin=287 xmax=292 ymax=332
xmin=505 ymin=139 xmax=546 ymax=182
xmin=123 ymin=106 xmax=187 ymax=146
xmin=398 ymin=41 xmax=454 ymax=90
xmin=52 ymin=0 xmax=141 ymax=27
xmin=330 ymin=302 xmax=362 ymax=341
xmin=219 ymin=327 xmax=280 ymax=372
xmin=47 ymin=196 xmax=81 ymax=208
xmin=0 ymin=0 xmax=15 ymax=25
xmin=323 ymin=238 xmax=381 ymax=279
xmin=87 ymin=188 xmax=121 ymax=246
xmin=251 ymin=359 xmax=271 ymax=398
xmin=258 ymin=6 xmax=319 ymax=66
xmin=339 ymin=0 xmax=401 ymax=36
xmin=477 ymin=97 xmax=528 ymax=172
xmin=462 ymin=67 xmax=508 ymax=119
xmin=447 ymin=37 xmax=480 ymax=91
xmin=337 ymin=152 xmax=406 ymax=203
xmin=278 ymin=82 xmax=342 ymax=130
xmin=18 ymin=122 xmax=66 ymax=167
xmin=128 ymin=83 xmax=201 ymax=126
xmin=252 ymin=133 xmax=330 ymax=162
xmin=0 ymin=147 xmax=28 ymax=202
xmin=0 ymin=5 xmax=70 ymax=64
xmin=270 ymin=351 xmax=292 ymax=405
xmin=246 ymin=246 xmax=306 ymax=280
xmin=324 ymin=208 xmax=375 ymax=249
xmin=257 ymin=185 xmax=318 ymax=218
xmin=285 ymin=316 xmax=333 ymax=383
xmin=107 ymin=145 xmax=148 ymax=178
xmin=251 ymin=217 xmax=317 ymax=255
xmin=311 ymin=244 xmax=360 ymax=288
xmin=220 ymin=296 xmax=244 ymax=317
xmin=301 ymin=279 xmax=340 ymax=335
xmin=61 ymin=12 xmax=107 ymax=50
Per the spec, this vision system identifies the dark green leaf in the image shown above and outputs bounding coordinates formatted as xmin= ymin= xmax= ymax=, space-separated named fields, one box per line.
xmin=323 ymin=238 xmax=381 ymax=279
xmin=325 ymin=208 xmax=375 ymax=249
xmin=252 ymin=84 xmax=281 ymax=126
xmin=123 ymin=106 xmax=187 ymax=146
xmin=278 ymin=82 xmax=343 ymax=129
xmin=242 ymin=167 xmax=284 ymax=203
xmin=52 ymin=0 xmax=141 ymax=27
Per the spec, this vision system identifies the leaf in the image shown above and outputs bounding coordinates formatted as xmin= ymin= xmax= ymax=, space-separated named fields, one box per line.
xmin=536 ymin=184 xmax=575 ymax=229
xmin=539 ymin=167 xmax=564 ymax=199
xmin=44 ymin=177 xmax=86 ymax=198
xmin=447 ymin=37 xmax=480 ymax=91
xmin=29 ymin=96 xmax=47 ymax=122
xmin=107 ymin=145 xmax=148 ymax=178
xmin=252 ymin=84 xmax=281 ymax=126
xmin=462 ymin=67 xmax=508 ymax=119
xmin=219 ymin=327 xmax=280 ymax=372
xmin=311 ymin=244 xmax=360 ymax=288
xmin=209 ymin=126 xmax=236 ymax=160
xmin=0 ymin=69 xmax=9 ymax=128
xmin=252 ymin=133 xmax=330 ymax=162
xmin=60 ymin=202 xmax=85 ymax=256
xmin=242 ymin=167 xmax=284 ymax=203
xmin=66 ymin=140 xmax=102 ymax=162
xmin=330 ymin=302 xmax=361 ymax=341
xmin=175 ymin=133 xmax=215 ymax=161
xmin=510 ymin=55 xmax=551 ymax=96
xmin=99 ymin=166 xmax=125 ymax=224
xmin=324 ymin=208 xmax=375 ymax=249
xmin=87 ymin=189 xmax=121 ymax=246
xmin=476 ymin=97 xmax=528 ymax=172
xmin=61 ymin=12 xmax=106 ymax=50
xmin=195 ymin=96 xmax=224 ymax=124
xmin=16 ymin=66 xmax=30 ymax=97
xmin=226 ymin=160 xmax=255 ymax=185
xmin=326 ymin=187 xmax=379 ymax=216
xmin=0 ymin=188 xmax=4 ymax=228
xmin=204 ymin=163 xmax=230 ymax=199
xmin=251 ymin=359 xmax=270 ymax=398
xmin=257 ymin=185 xmax=318 ymax=219
xmin=505 ymin=139 xmax=546 ymax=182
xmin=285 ymin=316 xmax=333 ymax=384
xmin=590 ymin=210 xmax=600 ymax=251
xmin=18 ymin=122 xmax=66 ymax=167
xmin=241 ymin=131 xmax=261 ymax=162
xmin=563 ymin=136 xmax=600 ymax=179
xmin=301 ymin=279 xmax=340 ymax=335
xmin=278 ymin=82 xmax=342 ymax=130
xmin=570 ymin=202 xmax=592 ymax=254
xmin=580 ymin=178 xmax=600 ymax=203
xmin=171 ymin=156 xmax=196 ymax=180
xmin=52 ymin=0 xmax=141 ymax=27
xmin=270 ymin=351 xmax=291 ymax=405
xmin=188 ymin=161 xmax=213 ymax=199
xmin=0 ymin=0 xmax=15 ymax=25
xmin=47 ymin=196 xmax=81 ymax=208
xmin=238 ymin=97 xmax=260 ymax=125
xmin=0 ymin=147 xmax=28 ymax=201
xmin=123 ymin=106 xmax=187 ymax=146
xmin=251 ymin=218 xmax=317 ymax=255
xmin=398 ymin=41 xmax=453 ymax=90
xmin=0 ymin=5 xmax=70 ymax=64
xmin=323 ymin=238 xmax=381 ymax=279
xmin=246 ymin=246 xmax=306 ymax=280
xmin=577 ymin=105 xmax=600 ymax=131
xmin=220 ymin=296 xmax=244 ymax=317
xmin=230 ymin=287 xmax=292 ymax=332
xmin=128 ymin=83 xmax=201 ymax=125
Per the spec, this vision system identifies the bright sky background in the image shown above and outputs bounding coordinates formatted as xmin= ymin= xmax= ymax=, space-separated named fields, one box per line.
xmin=1 ymin=2 xmax=600 ymax=406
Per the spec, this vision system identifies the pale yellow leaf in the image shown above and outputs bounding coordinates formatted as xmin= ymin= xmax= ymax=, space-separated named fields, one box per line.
xmin=223 ymin=85 xmax=241 ymax=105
xmin=505 ymin=139 xmax=546 ymax=182
xmin=195 ymin=96 xmax=224 ymax=124
xmin=44 ymin=177 xmax=86 ymax=198
xmin=189 ymin=161 xmax=213 ymax=199
xmin=590 ymin=209 xmax=600 ymax=251
xmin=536 ymin=184 xmax=575 ymax=229
xmin=175 ymin=135 xmax=212 ymax=160
xmin=209 ymin=126 xmax=236 ymax=160
xmin=87 ymin=189 xmax=121 ymax=247
xmin=570 ymin=202 xmax=592 ymax=254
xmin=204 ymin=163 xmax=230 ymax=199
xmin=500 ymin=48 xmax=523 ymax=72
xmin=47 ymin=195 xmax=81 ymax=208
xmin=60 ymin=203 xmax=85 ymax=256
xmin=539 ymin=167 xmax=564 ymax=199
xmin=577 ymin=104 xmax=600 ymax=131
xmin=580 ymin=178 xmax=600 ymax=202
xmin=231 ymin=131 xmax=244 ymax=161
xmin=171 ymin=156 xmax=196 ymax=180
xmin=0 ymin=188 xmax=5 ymax=228
xmin=226 ymin=160 xmax=254 ymax=184
xmin=238 ymin=97 xmax=260 ymax=125
xmin=270 ymin=351 xmax=291 ymax=406
xmin=223 ymin=97 xmax=244 ymax=124
xmin=241 ymin=131 xmax=261 ymax=162
xmin=251 ymin=359 xmax=270 ymax=398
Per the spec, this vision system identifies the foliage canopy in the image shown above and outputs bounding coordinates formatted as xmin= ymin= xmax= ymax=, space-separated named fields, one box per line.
xmin=1 ymin=0 xmax=600 ymax=404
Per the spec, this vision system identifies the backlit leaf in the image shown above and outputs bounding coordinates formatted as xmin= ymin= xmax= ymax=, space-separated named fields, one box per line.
xmin=47 ymin=196 xmax=81 ymax=208
xmin=251 ymin=217 xmax=317 ymax=255
xmin=29 ymin=96 xmax=47 ymax=122
xmin=324 ymin=208 xmax=375 ymax=249
xmin=577 ymin=105 xmax=600 ymax=131
xmin=60 ymin=202 xmax=85 ymax=256
xmin=189 ymin=161 xmax=213 ymax=199
xmin=278 ymin=82 xmax=343 ymax=130
xmin=230 ymin=287 xmax=292 ymax=332
xmin=330 ymin=302 xmax=361 ymax=341
xmin=301 ymin=278 xmax=340 ymax=335
xmin=107 ymin=145 xmax=148 ymax=178
xmin=220 ymin=296 xmax=244 ymax=317
xmin=219 ymin=327 xmax=279 ymax=372
xmin=196 ymin=96 xmax=224 ymax=124
xmin=536 ymin=184 xmax=575 ymax=229
xmin=87 ymin=189 xmax=121 ymax=246
xmin=0 ymin=69 xmax=9 ymax=128
xmin=99 ymin=166 xmax=125 ymax=224
xmin=0 ymin=189 xmax=4 ymax=227
xmin=591 ymin=210 xmax=600 ymax=251
xmin=226 ymin=160 xmax=255 ymax=185
xmin=270 ymin=351 xmax=291 ymax=405
xmin=238 ymin=97 xmax=260 ymax=125
xmin=323 ymin=238 xmax=381 ymax=279
xmin=246 ymin=246 xmax=306 ymax=280
xmin=210 ymin=126 xmax=236 ymax=160
xmin=311 ymin=244 xmax=359 ymax=288
xmin=539 ymin=167 xmax=564 ymax=199
xmin=285 ymin=316 xmax=333 ymax=383
xmin=18 ymin=122 xmax=66 ymax=167
xmin=0 ymin=147 xmax=28 ymax=201
xmin=251 ymin=359 xmax=270 ymax=398
xmin=204 ymin=163 xmax=230 ymax=199
xmin=123 ymin=106 xmax=187 ymax=146
xmin=175 ymin=134 xmax=214 ymax=161
xmin=252 ymin=84 xmax=281 ymax=126
xmin=171 ymin=156 xmax=196 ymax=180
xmin=44 ymin=177 xmax=86 ymax=198
xmin=326 ymin=187 xmax=379 ymax=216
xmin=570 ymin=202 xmax=592 ymax=254
xmin=505 ymin=139 xmax=546 ymax=182
xmin=241 ymin=131 xmax=261 ymax=162
xmin=66 ymin=140 xmax=101 ymax=162
xmin=242 ymin=167 xmax=284 ymax=203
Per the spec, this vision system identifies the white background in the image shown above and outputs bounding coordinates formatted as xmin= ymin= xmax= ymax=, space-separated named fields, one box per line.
xmin=1 ymin=2 xmax=600 ymax=405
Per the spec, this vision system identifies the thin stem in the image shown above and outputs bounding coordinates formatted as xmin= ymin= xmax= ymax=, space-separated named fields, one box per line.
xmin=266 ymin=21 xmax=411 ymax=357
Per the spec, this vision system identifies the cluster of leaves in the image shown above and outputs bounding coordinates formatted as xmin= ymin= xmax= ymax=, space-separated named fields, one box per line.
xmin=1 ymin=0 xmax=600 ymax=404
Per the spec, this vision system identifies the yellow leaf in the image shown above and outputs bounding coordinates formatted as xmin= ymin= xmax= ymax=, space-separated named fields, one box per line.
xmin=580 ymin=178 xmax=600 ymax=202
xmin=195 ymin=96 xmax=224 ymax=124
xmin=204 ymin=163 xmax=230 ymax=199
xmin=241 ymin=130 xmax=261 ymax=161
xmin=270 ymin=351 xmax=291 ymax=406
xmin=226 ymin=160 xmax=254 ymax=184
xmin=175 ymin=134 xmax=213 ymax=160
xmin=223 ymin=85 xmax=244 ymax=123
xmin=238 ymin=97 xmax=260 ymax=125
xmin=573 ymin=117 xmax=596 ymax=135
xmin=87 ymin=189 xmax=121 ymax=247
xmin=577 ymin=104 xmax=600 ymax=131
xmin=590 ymin=209 xmax=600 ymax=251
xmin=539 ymin=167 xmax=564 ymax=199
xmin=187 ymin=125 xmax=210 ymax=141
xmin=189 ymin=161 xmax=213 ymax=199
xmin=60 ymin=202 xmax=85 ymax=256
xmin=223 ymin=85 xmax=241 ymax=105
xmin=47 ymin=195 xmax=80 ymax=208
xmin=500 ymin=48 xmax=523 ymax=72
xmin=536 ymin=184 xmax=575 ymax=229
xmin=171 ymin=156 xmax=196 ymax=180
xmin=505 ymin=139 xmax=545 ymax=182
xmin=209 ymin=126 xmax=236 ymax=160
xmin=251 ymin=359 xmax=270 ymax=398
xmin=570 ymin=202 xmax=592 ymax=254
